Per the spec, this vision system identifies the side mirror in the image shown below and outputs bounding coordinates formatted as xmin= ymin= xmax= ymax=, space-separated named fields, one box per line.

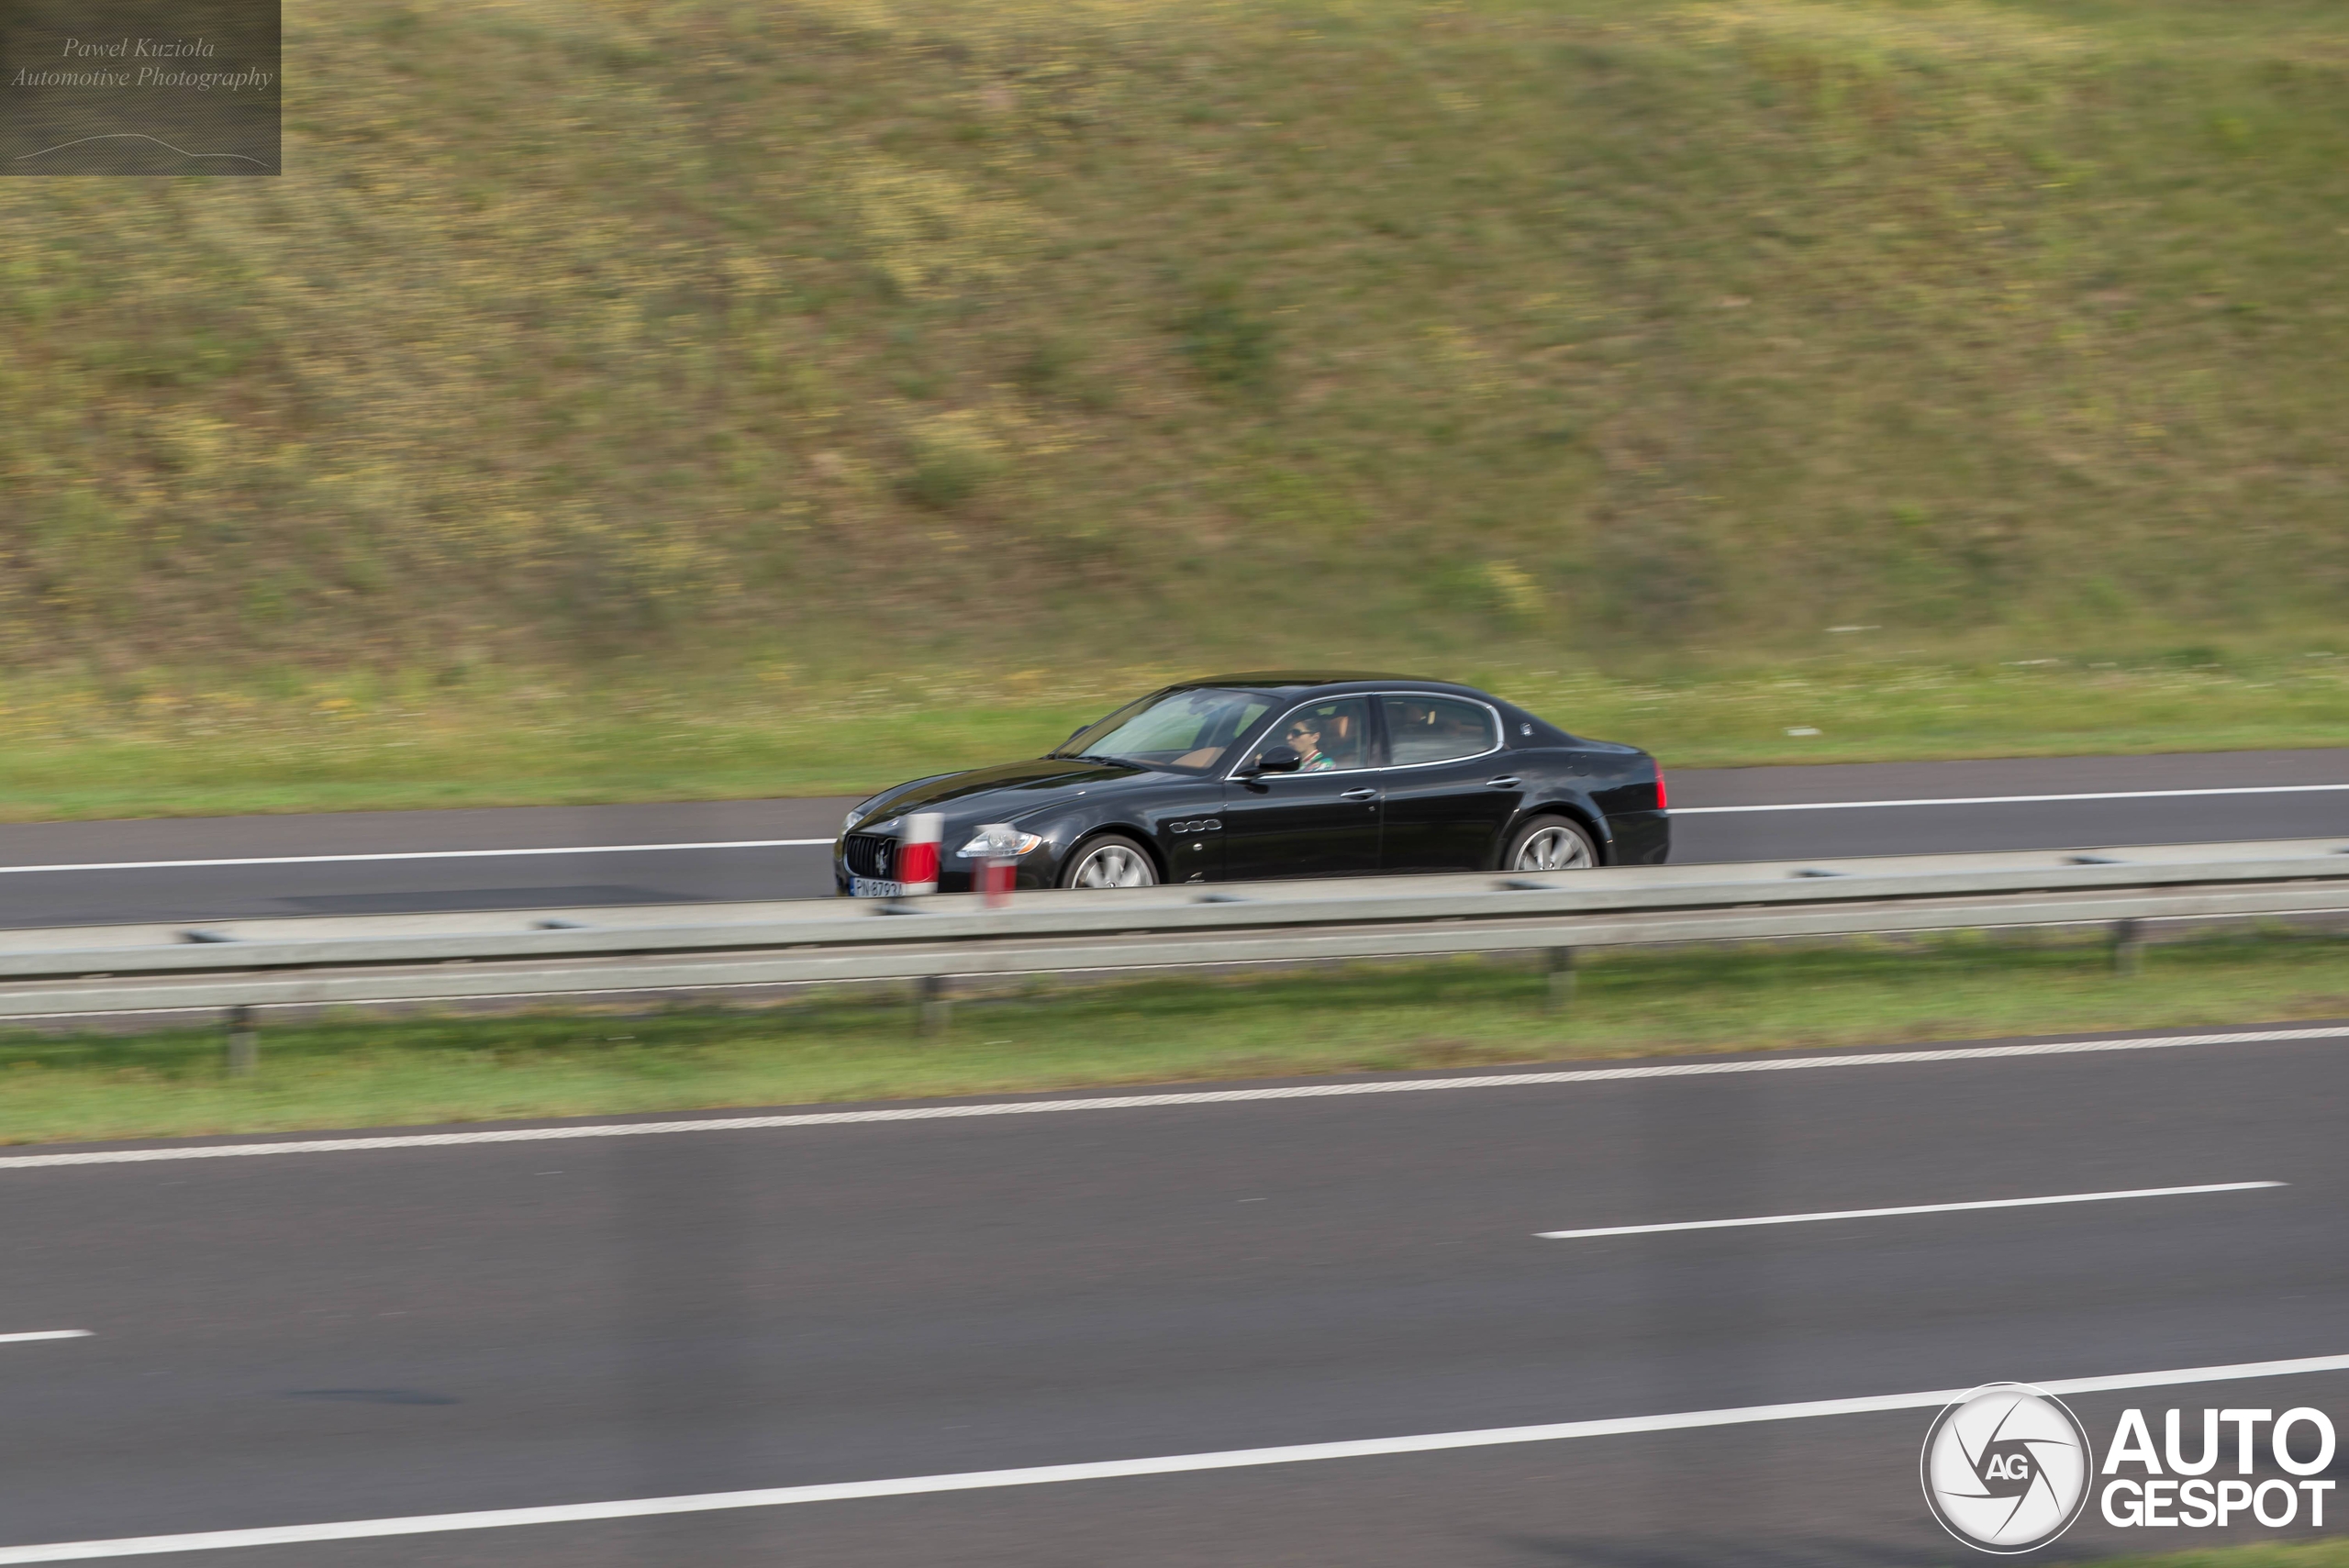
xmin=1248 ymin=744 xmax=1303 ymax=776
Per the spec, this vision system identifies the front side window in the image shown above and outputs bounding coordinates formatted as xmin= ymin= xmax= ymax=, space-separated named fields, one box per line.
xmin=1379 ymin=695 xmax=1499 ymax=766
xmin=1052 ymin=687 xmax=1273 ymax=773
xmin=1267 ymin=697 xmax=1373 ymax=773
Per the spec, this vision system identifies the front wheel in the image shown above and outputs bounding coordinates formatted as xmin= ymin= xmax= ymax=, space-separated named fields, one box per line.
xmin=1058 ymin=833 xmax=1160 ymax=889
xmin=1505 ymin=815 xmax=1598 ymax=873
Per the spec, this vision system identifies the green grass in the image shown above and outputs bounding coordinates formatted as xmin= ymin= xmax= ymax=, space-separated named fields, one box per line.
xmin=2086 ymin=1542 xmax=2349 ymax=1568
xmin=2 ymin=650 xmax=2343 ymax=819
xmin=5 ymin=928 xmax=2342 ymax=1145
xmin=1 ymin=0 xmax=2344 ymax=772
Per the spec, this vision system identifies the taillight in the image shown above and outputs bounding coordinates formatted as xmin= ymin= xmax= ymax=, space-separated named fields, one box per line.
xmin=1654 ymin=763 xmax=1669 ymax=813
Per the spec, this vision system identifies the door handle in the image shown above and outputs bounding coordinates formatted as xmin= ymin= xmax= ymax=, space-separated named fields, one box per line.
xmin=1486 ymin=776 xmax=1521 ymax=788
xmin=1338 ymin=787 xmax=1378 ymax=801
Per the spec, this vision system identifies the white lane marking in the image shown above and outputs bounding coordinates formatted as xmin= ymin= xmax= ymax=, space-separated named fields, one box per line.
xmin=1538 ymin=1180 xmax=2284 ymax=1240
xmin=6 ymin=1351 xmax=2348 ymax=1562
xmin=5 ymin=780 xmax=2340 ymax=869
xmin=0 ymin=1330 xmax=91 ymax=1344
xmin=0 ymin=840 xmax=832 ymax=876
xmin=1 ymin=1024 xmax=2342 ymax=1172
xmin=1674 ymin=783 xmax=2349 ymax=814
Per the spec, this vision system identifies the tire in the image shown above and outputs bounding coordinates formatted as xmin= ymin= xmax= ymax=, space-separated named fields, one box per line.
xmin=1504 ymin=815 xmax=1599 ymax=873
xmin=1058 ymin=833 xmax=1160 ymax=889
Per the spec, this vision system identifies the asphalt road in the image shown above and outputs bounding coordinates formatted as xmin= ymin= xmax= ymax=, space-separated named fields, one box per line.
xmin=4 ymin=1022 xmax=2348 ymax=1564
xmin=1 ymin=750 xmax=2343 ymax=929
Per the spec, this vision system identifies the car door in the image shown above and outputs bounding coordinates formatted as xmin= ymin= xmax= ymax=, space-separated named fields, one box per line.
xmin=1219 ymin=695 xmax=1382 ymax=880
xmin=1374 ymin=693 xmax=1520 ymax=872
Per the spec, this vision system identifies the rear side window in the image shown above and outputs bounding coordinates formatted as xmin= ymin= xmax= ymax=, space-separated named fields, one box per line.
xmin=1380 ymin=695 xmax=1499 ymax=766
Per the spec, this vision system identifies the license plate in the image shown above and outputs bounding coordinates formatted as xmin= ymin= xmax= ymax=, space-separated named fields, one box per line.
xmin=850 ymin=877 xmax=906 ymax=898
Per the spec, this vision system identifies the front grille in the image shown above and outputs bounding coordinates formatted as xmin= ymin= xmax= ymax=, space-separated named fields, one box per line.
xmin=843 ymin=833 xmax=896 ymax=878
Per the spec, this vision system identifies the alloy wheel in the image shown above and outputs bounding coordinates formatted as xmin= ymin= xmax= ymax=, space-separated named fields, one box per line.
xmin=1069 ymin=842 xmax=1157 ymax=888
xmin=1514 ymin=825 xmax=1595 ymax=872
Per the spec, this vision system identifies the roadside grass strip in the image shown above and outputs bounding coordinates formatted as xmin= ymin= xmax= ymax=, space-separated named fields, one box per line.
xmin=2083 ymin=1539 xmax=2349 ymax=1567
xmin=4 ymin=1352 xmax=2346 ymax=1562
xmin=1 ymin=1025 xmax=2343 ymax=1170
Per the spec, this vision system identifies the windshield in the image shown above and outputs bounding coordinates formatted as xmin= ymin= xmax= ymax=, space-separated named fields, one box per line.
xmin=1051 ymin=687 xmax=1274 ymax=773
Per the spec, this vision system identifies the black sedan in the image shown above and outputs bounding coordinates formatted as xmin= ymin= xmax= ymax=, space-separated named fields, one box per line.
xmin=834 ymin=672 xmax=1668 ymax=895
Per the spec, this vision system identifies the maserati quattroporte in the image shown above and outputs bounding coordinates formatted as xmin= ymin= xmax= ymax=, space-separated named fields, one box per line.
xmin=835 ymin=672 xmax=1668 ymax=895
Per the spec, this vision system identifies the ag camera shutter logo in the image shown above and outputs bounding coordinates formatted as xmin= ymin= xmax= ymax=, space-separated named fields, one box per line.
xmin=1921 ymin=1384 xmax=2092 ymax=1553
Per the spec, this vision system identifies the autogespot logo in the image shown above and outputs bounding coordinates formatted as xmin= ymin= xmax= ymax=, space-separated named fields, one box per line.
xmin=1921 ymin=1384 xmax=2093 ymax=1553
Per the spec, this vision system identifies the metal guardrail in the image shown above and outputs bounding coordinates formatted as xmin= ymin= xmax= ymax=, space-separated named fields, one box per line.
xmin=0 ymin=839 xmax=2343 ymax=1025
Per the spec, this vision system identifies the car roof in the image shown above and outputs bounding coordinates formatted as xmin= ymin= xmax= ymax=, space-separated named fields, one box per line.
xmin=1186 ymin=671 xmax=1481 ymax=695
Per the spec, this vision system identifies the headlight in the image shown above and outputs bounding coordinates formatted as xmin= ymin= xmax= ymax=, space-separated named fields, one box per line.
xmin=842 ymin=794 xmax=888 ymax=835
xmin=956 ymin=827 xmax=1045 ymax=859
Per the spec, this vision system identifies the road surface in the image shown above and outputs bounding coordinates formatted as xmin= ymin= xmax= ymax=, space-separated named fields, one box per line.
xmin=1 ymin=750 xmax=2342 ymax=929
xmin=3 ymin=1019 xmax=2346 ymax=1563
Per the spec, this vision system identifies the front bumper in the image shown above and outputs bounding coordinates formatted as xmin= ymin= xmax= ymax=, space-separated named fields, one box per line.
xmin=833 ymin=839 xmax=1057 ymax=895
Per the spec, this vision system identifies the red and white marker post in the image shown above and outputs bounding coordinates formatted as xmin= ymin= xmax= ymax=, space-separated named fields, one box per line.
xmin=896 ymin=813 xmax=943 ymax=896
xmin=972 ymin=823 xmax=1019 ymax=908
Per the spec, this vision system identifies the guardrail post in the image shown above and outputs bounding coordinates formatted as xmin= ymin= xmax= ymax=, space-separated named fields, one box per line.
xmin=1544 ymin=948 xmax=1575 ymax=1015
xmin=2110 ymin=918 xmax=2144 ymax=977
xmin=226 ymin=1006 xmax=259 ymax=1075
xmin=917 ymin=974 xmax=951 ymax=1036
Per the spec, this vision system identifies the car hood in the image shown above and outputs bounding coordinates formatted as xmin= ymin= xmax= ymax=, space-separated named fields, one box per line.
xmin=855 ymin=757 xmax=1152 ymax=828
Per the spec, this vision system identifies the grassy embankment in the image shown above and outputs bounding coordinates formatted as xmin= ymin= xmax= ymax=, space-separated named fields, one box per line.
xmin=2 ymin=0 xmax=2347 ymax=817
xmin=4 ymin=928 xmax=2342 ymax=1144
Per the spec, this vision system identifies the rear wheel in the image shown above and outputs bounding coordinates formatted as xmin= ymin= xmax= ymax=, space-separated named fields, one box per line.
xmin=1059 ymin=834 xmax=1160 ymax=889
xmin=1505 ymin=815 xmax=1598 ymax=873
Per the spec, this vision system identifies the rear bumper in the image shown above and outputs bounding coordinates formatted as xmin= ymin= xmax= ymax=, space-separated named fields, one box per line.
xmin=1607 ymin=809 xmax=1670 ymax=865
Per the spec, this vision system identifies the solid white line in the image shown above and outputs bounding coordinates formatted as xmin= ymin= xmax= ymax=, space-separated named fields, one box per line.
xmin=1 ymin=1024 xmax=2342 ymax=1172
xmin=1673 ymin=783 xmax=2349 ymax=814
xmin=6 ymin=781 xmax=2340 ymax=869
xmin=1537 ymin=1180 xmax=2284 ymax=1240
xmin=0 ymin=840 xmax=832 ymax=876
xmin=6 ymin=1351 xmax=2349 ymax=1562
xmin=0 ymin=1330 xmax=91 ymax=1344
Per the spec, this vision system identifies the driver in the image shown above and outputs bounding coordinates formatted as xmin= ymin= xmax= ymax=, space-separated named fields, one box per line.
xmin=1283 ymin=716 xmax=1338 ymax=771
